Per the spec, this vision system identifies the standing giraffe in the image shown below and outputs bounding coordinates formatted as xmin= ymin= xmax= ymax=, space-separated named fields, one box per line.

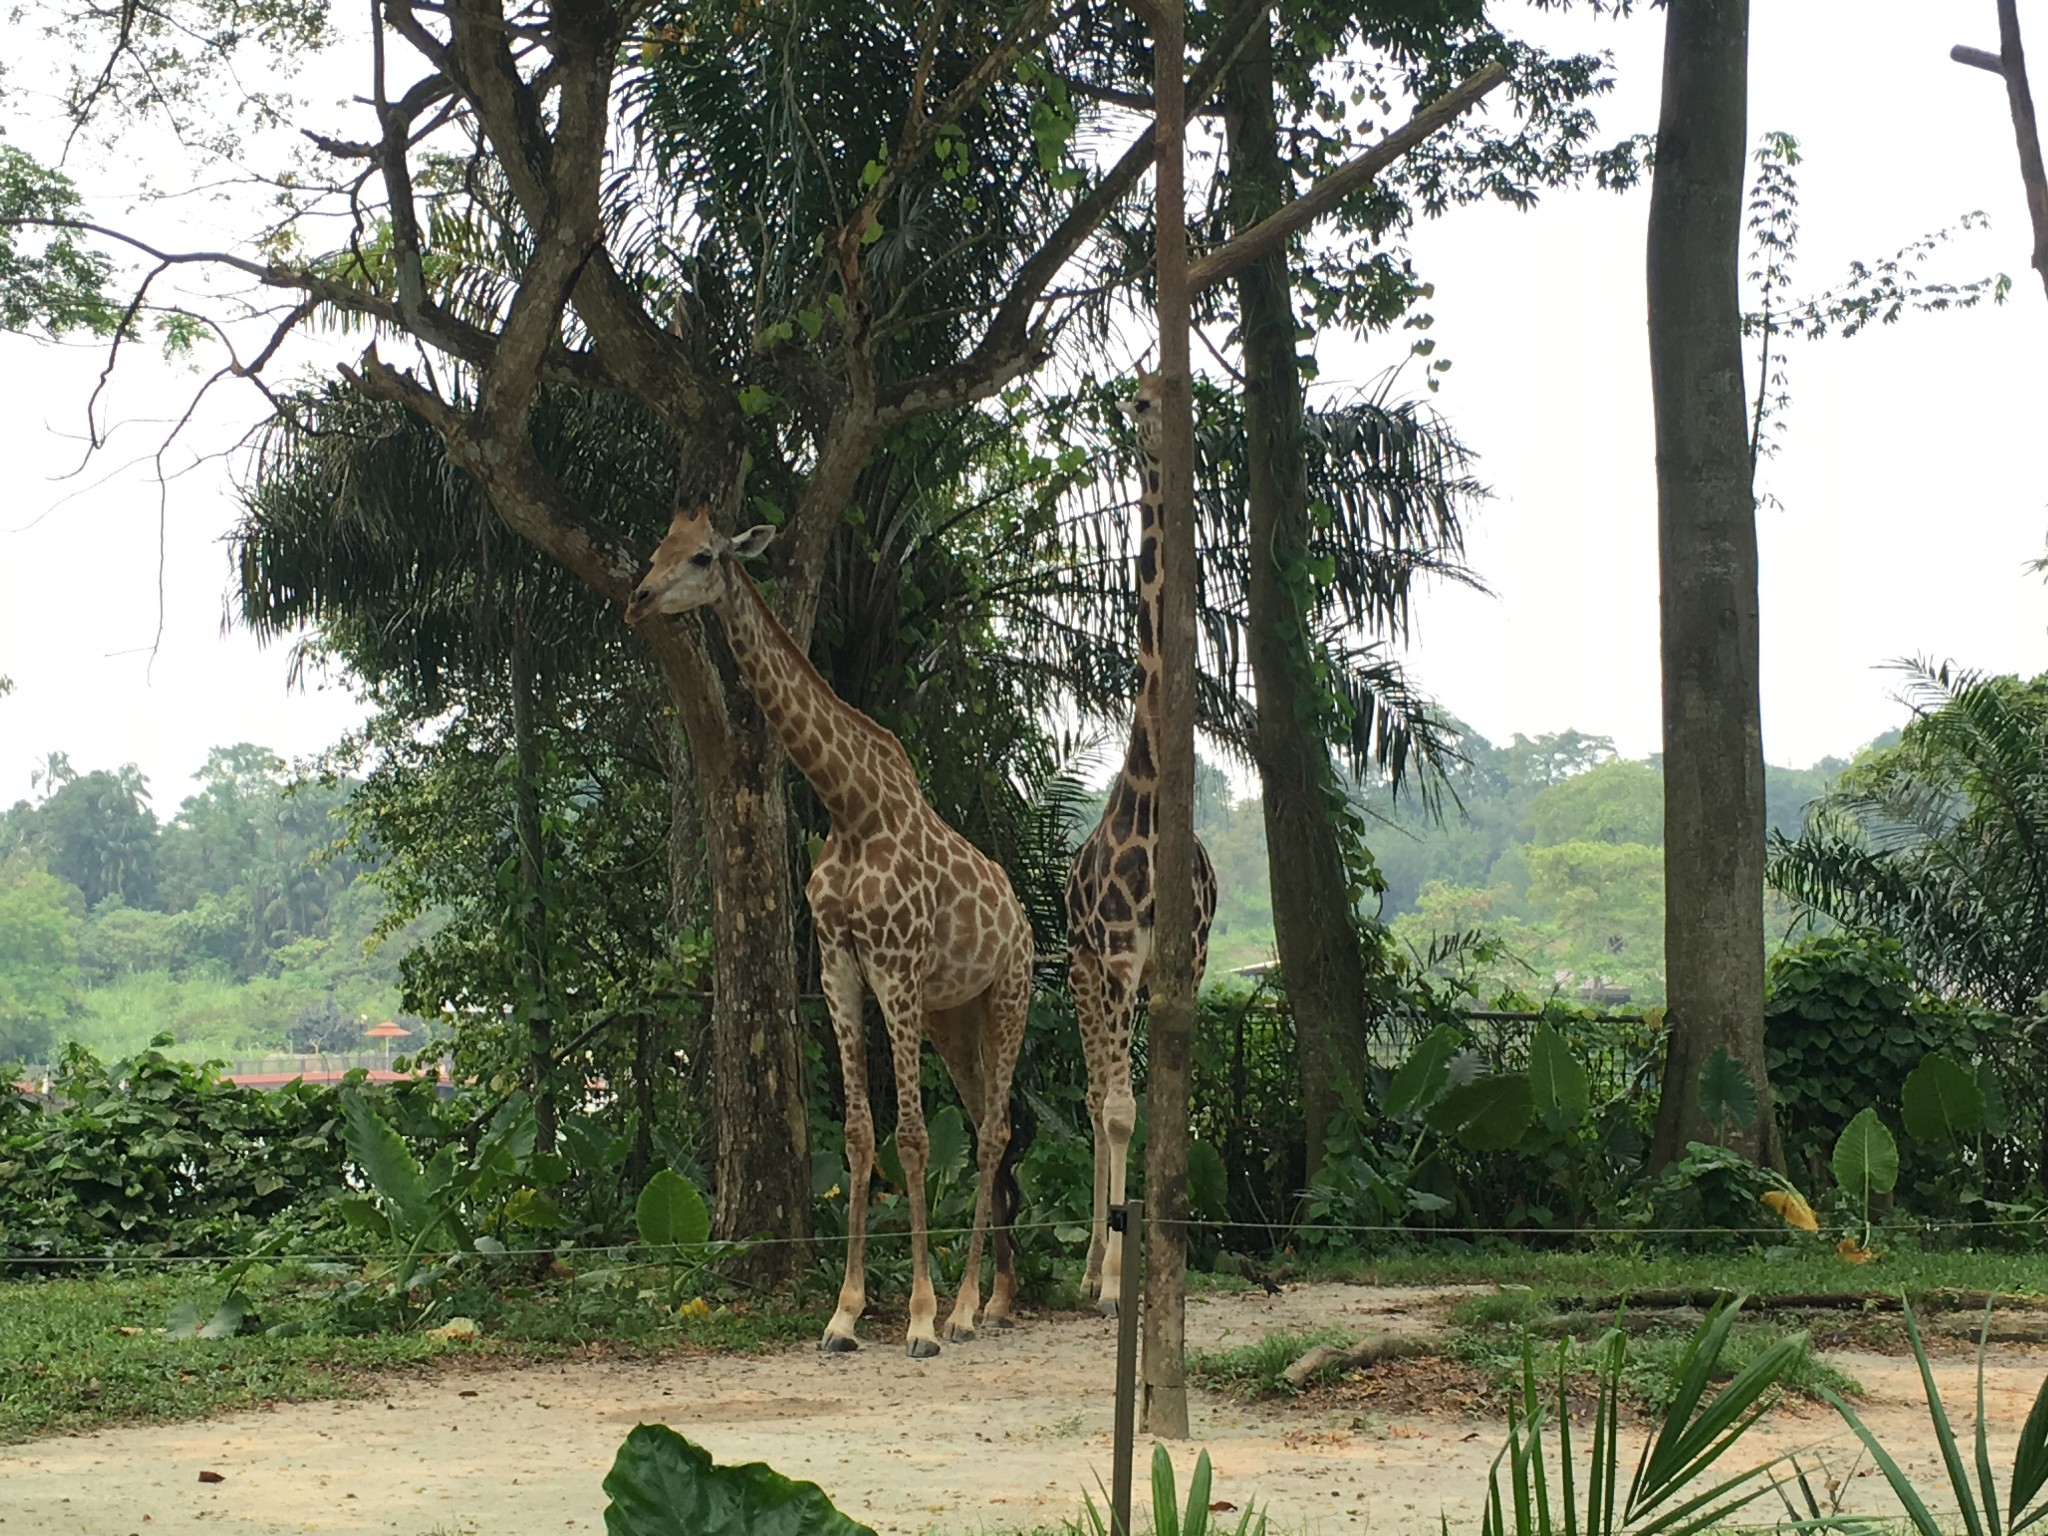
xmin=627 ymin=507 xmax=1034 ymax=1358
xmin=1066 ymin=370 xmax=1219 ymax=1314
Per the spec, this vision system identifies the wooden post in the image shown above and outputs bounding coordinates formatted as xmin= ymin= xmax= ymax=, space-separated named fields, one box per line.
xmin=1109 ymin=1197 xmax=1144 ymax=1536
xmin=1137 ymin=0 xmax=1197 ymax=1442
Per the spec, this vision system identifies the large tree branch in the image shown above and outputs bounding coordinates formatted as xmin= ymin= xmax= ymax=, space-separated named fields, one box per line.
xmin=1188 ymin=59 xmax=1508 ymax=293
xmin=347 ymin=344 xmax=646 ymax=601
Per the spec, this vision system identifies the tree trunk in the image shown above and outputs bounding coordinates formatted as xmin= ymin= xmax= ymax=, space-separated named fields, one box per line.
xmin=1226 ymin=15 xmax=1374 ymax=1184
xmin=647 ymin=628 xmax=811 ymax=1282
xmin=1996 ymin=0 xmax=2048 ymax=302
xmin=1645 ymin=0 xmax=1780 ymax=1172
xmin=1141 ymin=0 xmax=1196 ymax=1442
xmin=508 ymin=606 xmax=555 ymax=1157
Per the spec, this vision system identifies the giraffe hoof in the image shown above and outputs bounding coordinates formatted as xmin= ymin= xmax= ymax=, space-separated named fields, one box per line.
xmin=944 ymin=1322 xmax=976 ymax=1344
xmin=820 ymin=1331 xmax=859 ymax=1354
xmin=907 ymin=1337 xmax=941 ymax=1360
xmin=988 ymin=1314 xmax=1016 ymax=1331
xmin=1096 ymin=1296 xmax=1119 ymax=1319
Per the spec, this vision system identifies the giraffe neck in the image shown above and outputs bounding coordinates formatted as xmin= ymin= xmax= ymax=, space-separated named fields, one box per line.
xmin=1117 ymin=441 xmax=1166 ymax=802
xmin=713 ymin=569 xmax=912 ymax=827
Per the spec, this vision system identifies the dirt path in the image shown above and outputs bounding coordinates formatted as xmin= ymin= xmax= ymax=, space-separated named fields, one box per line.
xmin=4 ymin=1283 xmax=2043 ymax=1535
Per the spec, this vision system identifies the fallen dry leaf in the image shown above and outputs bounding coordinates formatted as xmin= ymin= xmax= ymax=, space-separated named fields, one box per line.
xmin=1762 ymin=1189 xmax=1819 ymax=1233
xmin=198 ymin=1471 xmax=224 ymax=1485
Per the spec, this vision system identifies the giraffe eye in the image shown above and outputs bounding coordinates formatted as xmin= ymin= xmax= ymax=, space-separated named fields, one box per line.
xmin=690 ymin=551 xmax=714 ymax=568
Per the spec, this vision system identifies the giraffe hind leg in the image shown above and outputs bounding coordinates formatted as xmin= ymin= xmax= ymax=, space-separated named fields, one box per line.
xmin=818 ymin=940 xmax=872 ymax=1353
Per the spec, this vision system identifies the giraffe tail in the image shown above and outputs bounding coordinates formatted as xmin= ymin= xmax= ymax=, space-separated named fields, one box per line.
xmin=995 ymin=1083 xmax=1036 ymax=1231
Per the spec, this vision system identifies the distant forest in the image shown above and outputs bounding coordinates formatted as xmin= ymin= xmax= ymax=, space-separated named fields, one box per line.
xmin=1191 ymin=723 xmax=1872 ymax=1003
xmin=0 ymin=747 xmax=421 ymax=1064
xmin=0 ymin=723 xmax=1875 ymax=1063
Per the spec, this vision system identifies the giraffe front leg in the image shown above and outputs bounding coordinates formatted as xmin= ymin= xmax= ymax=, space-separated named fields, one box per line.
xmin=819 ymin=944 xmax=870 ymax=1353
xmin=1097 ymin=1072 xmax=1137 ymax=1318
xmin=881 ymin=990 xmax=942 ymax=1359
xmin=1070 ymin=951 xmax=1112 ymax=1303
xmin=1095 ymin=967 xmax=1140 ymax=1319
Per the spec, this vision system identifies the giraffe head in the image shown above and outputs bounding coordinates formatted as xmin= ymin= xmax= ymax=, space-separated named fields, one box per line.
xmin=1116 ymin=368 xmax=1164 ymax=459
xmin=625 ymin=503 xmax=776 ymax=623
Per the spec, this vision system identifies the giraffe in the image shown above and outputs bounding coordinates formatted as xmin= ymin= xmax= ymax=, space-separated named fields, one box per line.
xmin=1065 ymin=369 xmax=1219 ymax=1315
xmin=626 ymin=506 xmax=1035 ymax=1358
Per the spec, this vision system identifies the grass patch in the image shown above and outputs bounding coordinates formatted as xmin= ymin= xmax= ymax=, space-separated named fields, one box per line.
xmin=1303 ymin=1245 xmax=2048 ymax=1304
xmin=1187 ymin=1326 xmax=1353 ymax=1398
xmin=1447 ymin=1287 xmax=1551 ymax=1331
xmin=0 ymin=1268 xmax=458 ymax=1443
xmin=0 ymin=1263 xmax=830 ymax=1444
xmin=1450 ymin=1303 xmax=1860 ymax=1409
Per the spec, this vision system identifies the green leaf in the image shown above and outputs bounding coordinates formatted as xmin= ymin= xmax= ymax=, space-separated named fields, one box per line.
xmin=1386 ymin=1025 xmax=1461 ymax=1118
xmin=636 ymin=1169 xmax=710 ymax=1251
xmin=168 ymin=1291 xmax=247 ymax=1341
xmin=602 ymin=1424 xmax=877 ymax=1536
xmin=337 ymin=1195 xmax=393 ymax=1239
xmin=1528 ymin=1022 xmax=1590 ymax=1133
xmin=924 ymin=1103 xmax=970 ymax=1195
xmin=1833 ymin=1108 xmax=1901 ymax=1201
xmin=165 ymin=1301 xmax=205 ymax=1340
xmin=2011 ymin=1365 xmax=2048 ymax=1528
xmin=1427 ymin=1074 xmax=1534 ymax=1152
xmin=1901 ymin=1052 xmax=1987 ymax=1145
xmin=340 ymin=1090 xmax=435 ymax=1239
xmin=1151 ymin=1443 xmax=1181 ymax=1536
xmin=198 ymin=1292 xmax=248 ymax=1339
xmin=1696 ymin=1046 xmax=1759 ymax=1132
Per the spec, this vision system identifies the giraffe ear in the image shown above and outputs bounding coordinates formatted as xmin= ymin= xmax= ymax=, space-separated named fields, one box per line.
xmin=728 ymin=524 xmax=776 ymax=560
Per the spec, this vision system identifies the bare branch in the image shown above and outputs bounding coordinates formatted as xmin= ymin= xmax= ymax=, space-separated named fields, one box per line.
xmin=1189 ymin=59 xmax=1509 ymax=294
xmin=1996 ymin=0 xmax=2048 ymax=301
xmin=1953 ymin=43 xmax=2006 ymax=75
xmin=880 ymin=0 xmax=1265 ymax=418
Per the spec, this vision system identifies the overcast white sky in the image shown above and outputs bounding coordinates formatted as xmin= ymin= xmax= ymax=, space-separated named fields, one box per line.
xmin=1 ymin=2 xmax=2043 ymax=814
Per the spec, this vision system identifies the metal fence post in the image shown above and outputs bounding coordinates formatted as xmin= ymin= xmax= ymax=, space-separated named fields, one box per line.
xmin=1110 ymin=1198 xmax=1143 ymax=1536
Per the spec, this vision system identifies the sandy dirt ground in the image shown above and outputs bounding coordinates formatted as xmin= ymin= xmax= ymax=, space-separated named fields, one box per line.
xmin=4 ymin=1282 xmax=2044 ymax=1536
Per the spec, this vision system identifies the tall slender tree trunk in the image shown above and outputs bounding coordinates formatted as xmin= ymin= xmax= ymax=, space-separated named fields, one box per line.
xmin=508 ymin=606 xmax=555 ymax=1157
xmin=1645 ymin=0 xmax=1780 ymax=1171
xmin=648 ymin=629 xmax=811 ymax=1282
xmin=1141 ymin=0 xmax=1197 ymax=1442
xmin=1226 ymin=17 xmax=1374 ymax=1184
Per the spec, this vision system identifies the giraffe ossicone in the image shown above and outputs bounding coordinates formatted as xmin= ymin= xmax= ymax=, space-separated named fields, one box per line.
xmin=628 ymin=503 xmax=1034 ymax=1359
xmin=1064 ymin=371 xmax=1219 ymax=1315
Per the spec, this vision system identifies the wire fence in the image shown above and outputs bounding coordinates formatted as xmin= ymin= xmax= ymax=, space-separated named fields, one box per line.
xmin=7 ymin=1207 xmax=2047 ymax=1272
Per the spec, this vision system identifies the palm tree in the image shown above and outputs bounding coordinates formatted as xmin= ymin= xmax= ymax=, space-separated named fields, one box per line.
xmin=1769 ymin=661 xmax=2048 ymax=1015
xmin=1770 ymin=659 xmax=2048 ymax=1182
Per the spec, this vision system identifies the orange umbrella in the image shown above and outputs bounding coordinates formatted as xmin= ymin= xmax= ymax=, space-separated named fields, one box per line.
xmin=365 ymin=1020 xmax=412 ymax=1067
